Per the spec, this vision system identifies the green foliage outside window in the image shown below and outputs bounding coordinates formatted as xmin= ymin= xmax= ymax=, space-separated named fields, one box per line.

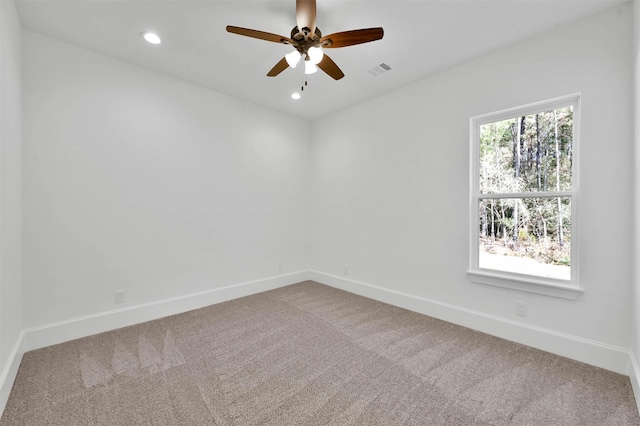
xmin=478 ymin=107 xmax=573 ymax=278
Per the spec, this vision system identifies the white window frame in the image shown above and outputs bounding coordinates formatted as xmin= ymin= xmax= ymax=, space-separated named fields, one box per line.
xmin=468 ymin=94 xmax=582 ymax=300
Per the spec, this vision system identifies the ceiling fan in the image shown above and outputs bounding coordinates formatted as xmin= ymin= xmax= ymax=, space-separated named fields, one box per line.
xmin=226 ymin=0 xmax=384 ymax=81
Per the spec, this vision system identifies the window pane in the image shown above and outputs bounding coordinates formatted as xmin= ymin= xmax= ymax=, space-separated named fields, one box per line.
xmin=478 ymin=197 xmax=571 ymax=280
xmin=479 ymin=107 xmax=573 ymax=194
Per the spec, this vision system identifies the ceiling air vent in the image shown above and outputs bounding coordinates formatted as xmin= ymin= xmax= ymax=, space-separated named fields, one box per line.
xmin=366 ymin=63 xmax=392 ymax=77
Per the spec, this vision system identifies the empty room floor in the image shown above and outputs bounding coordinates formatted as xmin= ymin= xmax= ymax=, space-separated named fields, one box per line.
xmin=1 ymin=281 xmax=638 ymax=425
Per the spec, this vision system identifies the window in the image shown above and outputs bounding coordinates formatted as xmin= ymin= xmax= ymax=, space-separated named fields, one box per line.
xmin=468 ymin=95 xmax=582 ymax=299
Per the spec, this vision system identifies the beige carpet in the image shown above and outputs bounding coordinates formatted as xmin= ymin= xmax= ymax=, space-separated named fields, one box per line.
xmin=1 ymin=281 xmax=638 ymax=425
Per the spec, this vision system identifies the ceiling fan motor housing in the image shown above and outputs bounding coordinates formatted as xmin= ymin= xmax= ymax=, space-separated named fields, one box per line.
xmin=290 ymin=26 xmax=324 ymax=57
xmin=291 ymin=26 xmax=321 ymax=41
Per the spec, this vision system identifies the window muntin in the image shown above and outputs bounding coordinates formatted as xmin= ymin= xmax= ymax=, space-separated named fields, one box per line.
xmin=469 ymin=95 xmax=580 ymax=295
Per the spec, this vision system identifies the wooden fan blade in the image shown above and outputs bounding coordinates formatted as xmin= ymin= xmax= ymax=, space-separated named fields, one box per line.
xmin=317 ymin=54 xmax=345 ymax=80
xmin=226 ymin=26 xmax=293 ymax=44
xmin=320 ymin=28 xmax=384 ymax=48
xmin=296 ymin=0 xmax=316 ymax=37
xmin=267 ymin=57 xmax=290 ymax=77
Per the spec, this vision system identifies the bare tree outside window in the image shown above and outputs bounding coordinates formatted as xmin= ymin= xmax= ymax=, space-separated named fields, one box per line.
xmin=475 ymin=104 xmax=574 ymax=281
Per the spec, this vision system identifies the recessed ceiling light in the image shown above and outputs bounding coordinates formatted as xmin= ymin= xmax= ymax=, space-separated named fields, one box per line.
xmin=291 ymin=92 xmax=301 ymax=100
xmin=142 ymin=32 xmax=161 ymax=45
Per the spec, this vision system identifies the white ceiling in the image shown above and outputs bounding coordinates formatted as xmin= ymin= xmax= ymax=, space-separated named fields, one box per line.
xmin=15 ymin=0 xmax=627 ymax=120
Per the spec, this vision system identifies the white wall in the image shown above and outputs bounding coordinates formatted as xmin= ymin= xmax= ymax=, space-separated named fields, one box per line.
xmin=632 ymin=0 xmax=640 ymax=383
xmin=22 ymin=31 xmax=310 ymax=329
xmin=0 ymin=0 xmax=23 ymax=406
xmin=311 ymin=5 xmax=633 ymax=355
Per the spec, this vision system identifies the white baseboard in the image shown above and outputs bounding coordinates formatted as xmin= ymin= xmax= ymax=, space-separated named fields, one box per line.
xmin=0 ymin=331 xmax=25 ymax=415
xmin=629 ymin=352 xmax=640 ymax=415
xmin=309 ymin=270 xmax=631 ymax=375
xmin=23 ymin=271 xmax=311 ymax=352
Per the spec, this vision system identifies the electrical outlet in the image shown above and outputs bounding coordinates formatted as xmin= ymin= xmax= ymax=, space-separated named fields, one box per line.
xmin=343 ymin=265 xmax=349 ymax=275
xmin=115 ymin=290 xmax=125 ymax=304
xmin=516 ymin=301 xmax=528 ymax=317
xmin=278 ymin=262 xmax=283 ymax=272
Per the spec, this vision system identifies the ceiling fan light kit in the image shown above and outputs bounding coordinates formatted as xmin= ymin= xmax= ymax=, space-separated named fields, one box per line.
xmin=285 ymin=50 xmax=302 ymax=68
xmin=226 ymin=0 xmax=383 ymax=83
xmin=307 ymin=46 xmax=323 ymax=64
xmin=304 ymin=61 xmax=318 ymax=75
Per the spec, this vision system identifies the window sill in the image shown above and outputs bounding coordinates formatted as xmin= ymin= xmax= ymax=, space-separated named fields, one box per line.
xmin=467 ymin=270 xmax=583 ymax=300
